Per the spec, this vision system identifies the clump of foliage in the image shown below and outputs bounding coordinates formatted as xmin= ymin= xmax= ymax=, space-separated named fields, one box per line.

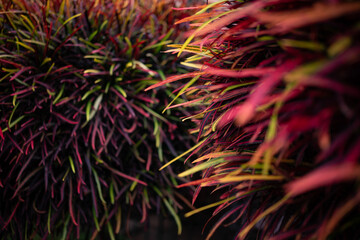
xmin=150 ymin=0 xmax=360 ymax=239
xmin=0 ymin=0 xmax=195 ymax=239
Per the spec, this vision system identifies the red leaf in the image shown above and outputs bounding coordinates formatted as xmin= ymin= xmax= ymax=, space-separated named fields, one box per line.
xmin=52 ymin=112 xmax=79 ymax=125
xmin=0 ymin=127 xmax=4 ymax=140
xmin=69 ymin=180 xmax=78 ymax=226
xmin=2 ymin=202 xmax=20 ymax=230
xmin=7 ymin=135 xmax=23 ymax=154
xmin=0 ymin=59 xmax=22 ymax=68
xmin=74 ymin=138 xmax=83 ymax=165
xmin=103 ymin=162 xmax=148 ymax=186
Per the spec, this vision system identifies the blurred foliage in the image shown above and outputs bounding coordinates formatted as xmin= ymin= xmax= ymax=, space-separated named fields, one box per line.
xmin=154 ymin=0 xmax=360 ymax=239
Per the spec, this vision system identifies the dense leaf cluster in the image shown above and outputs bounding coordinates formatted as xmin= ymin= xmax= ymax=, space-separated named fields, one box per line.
xmin=157 ymin=0 xmax=360 ymax=239
xmin=0 ymin=0 xmax=194 ymax=239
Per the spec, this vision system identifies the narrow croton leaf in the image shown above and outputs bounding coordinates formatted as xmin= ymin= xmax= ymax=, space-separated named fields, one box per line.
xmin=287 ymin=163 xmax=360 ymax=197
xmin=194 ymin=1 xmax=265 ymax=37
xmin=144 ymin=72 xmax=203 ymax=91
xmin=318 ymin=191 xmax=360 ymax=240
xmin=254 ymin=2 xmax=360 ymax=32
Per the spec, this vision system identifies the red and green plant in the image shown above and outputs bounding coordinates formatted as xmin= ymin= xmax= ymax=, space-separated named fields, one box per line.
xmin=0 ymin=0 xmax=195 ymax=239
xmin=150 ymin=0 xmax=360 ymax=239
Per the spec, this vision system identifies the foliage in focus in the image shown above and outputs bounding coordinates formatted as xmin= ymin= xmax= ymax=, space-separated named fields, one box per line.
xmin=151 ymin=0 xmax=360 ymax=239
xmin=0 ymin=0 xmax=195 ymax=239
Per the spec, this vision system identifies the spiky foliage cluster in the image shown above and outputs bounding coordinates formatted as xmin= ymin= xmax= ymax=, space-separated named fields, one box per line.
xmin=0 ymin=0 xmax=195 ymax=238
xmin=151 ymin=0 xmax=360 ymax=239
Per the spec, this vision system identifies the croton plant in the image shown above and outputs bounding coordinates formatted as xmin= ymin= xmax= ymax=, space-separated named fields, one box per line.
xmin=149 ymin=0 xmax=360 ymax=239
xmin=0 ymin=0 xmax=195 ymax=239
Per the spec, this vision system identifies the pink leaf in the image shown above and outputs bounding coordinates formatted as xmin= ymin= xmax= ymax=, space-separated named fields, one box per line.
xmin=286 ymin=163 xmax=360 ymax=196
xmin=217 ymin=59 xmax=300 ymax=128
xmin=203 ymin=66 xmax=275 ymax=78
xmin=255 ymin=2 xmax=360 ymax=33
xmin=10 ymin=67 xmax=33 ymax=81
xmin=217 ymin=105 xmax=242 ymax=129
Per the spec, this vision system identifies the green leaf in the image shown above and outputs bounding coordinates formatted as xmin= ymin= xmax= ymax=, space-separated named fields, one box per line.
xmin=141 ymin=40 xmax=172 ymax=52
xmin=86 ymin=101 xmax=92 ymax=122
xmin=157 ymin=70 xmax=166 ymax=81
xmin=59 ymin=0 xmax=66 ymax=21
xmin=92 ymin=207 xmax=100 ymax=231
xmin=185 ymin=195 xmax=237 ymax=217
xmin=218 ymin=174 xmax=284 ymax=183
xmin=69 ymin=156 xmax=75 ymax=173
xmin=129 ymin=174 xmax=140 ymax=192
xmin=9 ymin=101 xmax=19 ymax=126
xmin=178 ymin=9 xmax=239 ymax=56
xmin=81 ymin=86 xmax=101 ymax=100
xmin=53 ymin=84 xmax=65 ymax=104
xmin=221 ymin=82 xmax=257 ymax=94
xmin=62 ymin=168 xmax=70 ymax=181
xmin=60 ymin=215 xmax=70 ymax=240
xmin=194 ymin=0 xmax=228 ymax=15
xmin=16 ymin=41 xmax=35 ymax=52
xmin=44 ymin=62 xmax=55 ymax=80
xmin=125 ymin=36 xmax=132 ymax=57
xmin=280 ymin=39 xmax=325 ymax=52
xmin=92 ymin=167 xmax=107 ymax=205
xmin=155 ymin=28 xmax=174 ymax=53
xmin=107 ymin=222 xmax=115 ymax=240
xmin=158 ymin=144 xmax=164 ymax=162
xmin=91 ymin=154 xmax=104 ymax=164
xmin=88 ymin=30 xmax=98 ymax=42
xmin=328 ymin=37 xmax=351 ymax=57
xmin=109 ymin=181 xmax=115 ymax=205
xmin=143 ymin=188 xmax=149 ymax=205
xmin=163 ymin=198 xmax=182 ymax=235
xmin=152 ymin=185 xmax=163 ymax=197
xmin=23 ymin=40 xmax=47 ymax=48
xmin=88 ymin=94 xmax=103 ymax=121
xmin=113 ymin=85 xmax=127 ymax=98
xmin=178 ymin=158 xmax=226 ymax=177
xmin=105 ymin=82 xmax=111 ymax=93
xmin=100 ymin=20 xmax=108 ymax=31
xmin=20 ymin=14 xmax=36 ymax=35
xmin=109 ymin=64 xmax=115 ymax=76
xmin=159 ymin=137 xmax=208 ymax=170
xmin=47 ymin=205 xmax=51 ymax=234
xmin=141 ymin=104 xmax=168 ymax=123
xmin=41 ymin=57 xmax=52 ymax=66
xmin=54 ymin=13 xmax=82 ymax=37
xmin=84 ymin=55 xmax=106 ymax=60
xmin=0 ymin=72 xmax=13 ymax=83
xmin=163 ymin=75 xmax=200 ymax=113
